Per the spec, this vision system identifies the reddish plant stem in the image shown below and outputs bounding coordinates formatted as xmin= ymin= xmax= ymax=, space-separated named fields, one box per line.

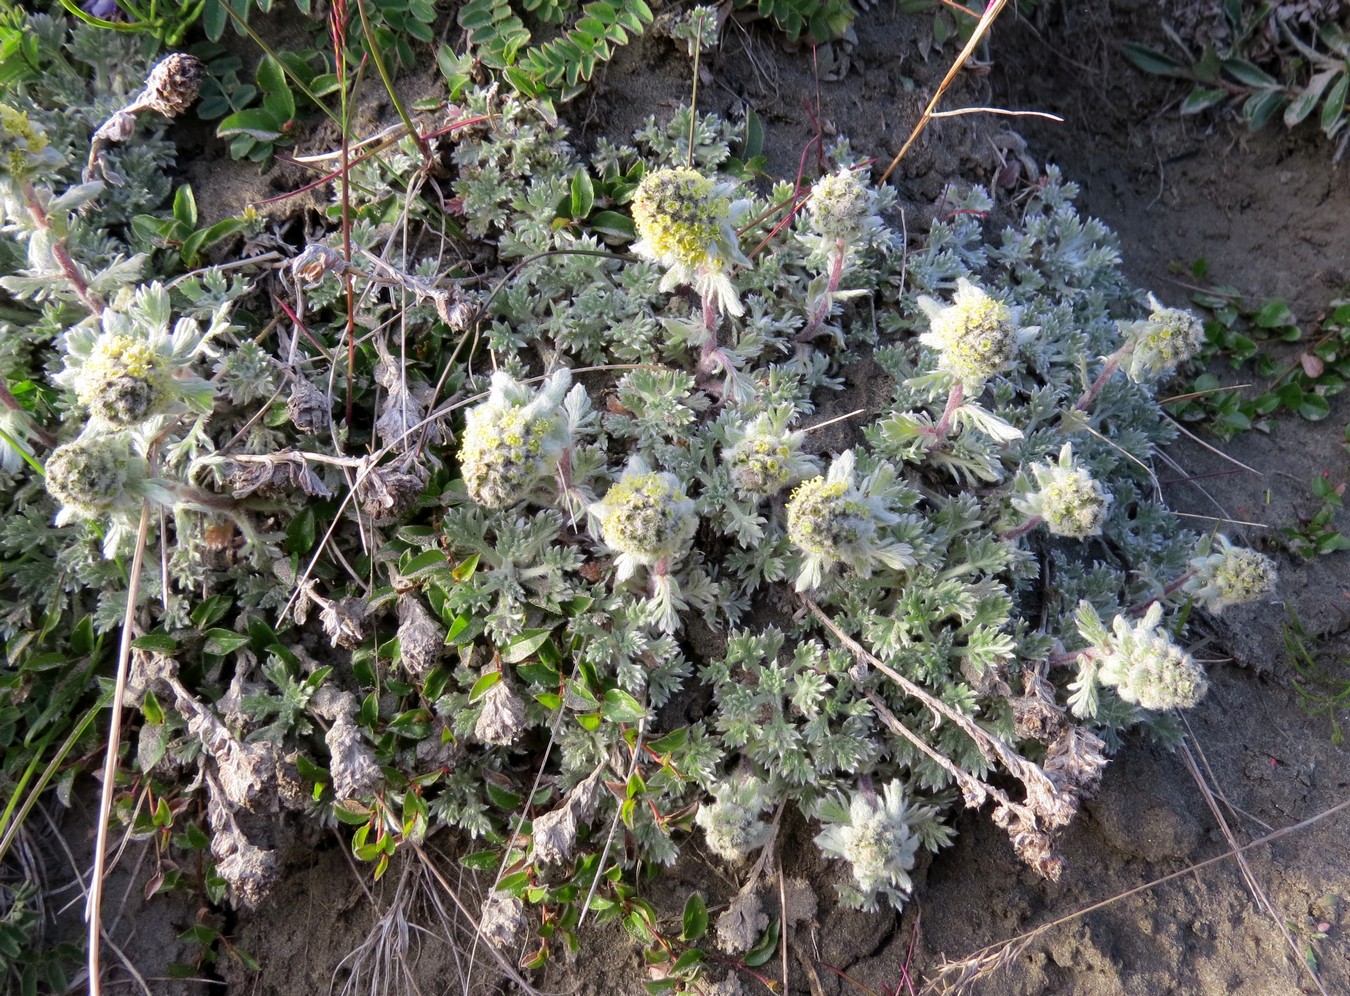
xmin=800 ymin=241 xmax=846 ymax=341
xmin=1074 ymin=345 xmax=1132 ymax=412
xmin=999 ymin=513 xmax=1043 ymax=542
xmin=20 ymin=180 xmax=103 ymax=316
xmin=932 ymin=380 xmax=965 ymax=439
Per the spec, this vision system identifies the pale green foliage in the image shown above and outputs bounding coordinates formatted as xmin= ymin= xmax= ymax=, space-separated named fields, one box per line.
xmin=0 ymin=12 xmax=1280 ymax=948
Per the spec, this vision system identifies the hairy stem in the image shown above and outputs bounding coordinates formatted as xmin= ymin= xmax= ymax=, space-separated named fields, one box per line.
xmin=20 ymin=180 xmax=103 ymax=316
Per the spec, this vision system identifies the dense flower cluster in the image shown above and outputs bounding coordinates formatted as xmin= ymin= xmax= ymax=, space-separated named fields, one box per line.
xmin=804 ymin=168 xmax=880 ymax=245
xmin=1018 ymin=443 xmax=1112 ymax=539
xmin=592 ymin=457 xmax=698 ymax=578
xmin=917 ymin=278 xmax=1036 ymax=390
xmin=815 ymin=782 xmax=923 ymax=911
xmin=786 ymin=451 xmax=914 ymax=590
xmin=74 ymin=333 xmax=170 ymax=426
xmin=722 ymin=409 xmax=819 ymax=499
xmin=459 ymin=370 xmax=572 ymax=508
xmin=1097 ymin=604 xmax=1208 ymax=711
xmin=1123 ymin=296 xmax=1206 ymax=382
xmin=630 ymin=166 xmax=749 ymax=315
xmin=694 ymin=775 xmax=772 ymax=861
xmin=1183 ymin=534 xmax=1278 ymax=612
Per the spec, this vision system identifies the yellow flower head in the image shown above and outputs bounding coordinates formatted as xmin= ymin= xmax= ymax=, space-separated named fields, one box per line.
xmin=0 ymin=103 xmax=55 ymax=180
xmin=75 ymin=334 xmax=170 ymax=426
xmin=917 ymin=278 xmax=1031 ymax=390
xmin=594 ymin=465 xmax=697 ymax=570
xmin=630 ymin=167 xmax=750 ymax=316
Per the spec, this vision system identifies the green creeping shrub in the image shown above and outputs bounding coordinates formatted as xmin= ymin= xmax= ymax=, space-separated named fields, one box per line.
xmin=0 ymin=15 xmax=1281 ymax=988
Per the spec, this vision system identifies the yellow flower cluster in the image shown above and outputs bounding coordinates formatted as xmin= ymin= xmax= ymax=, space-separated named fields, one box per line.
xmin=75 ymin=334 xmax=170 ymax=426
xmin=918 ymin=278 xmax=1021 ymax=389
xmin=631 ymin=167 xmax=729 ymax=272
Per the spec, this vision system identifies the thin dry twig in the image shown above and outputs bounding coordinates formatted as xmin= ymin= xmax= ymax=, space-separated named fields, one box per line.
xmin=879 ymin=0 xmax=1012 ymax=185
xmin=85 ymin=500 xmax=152 ymax=996
xmin=1179 ymin=739 xmax=1329 ymax=996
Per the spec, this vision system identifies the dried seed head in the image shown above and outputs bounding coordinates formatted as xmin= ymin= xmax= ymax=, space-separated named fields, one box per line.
xmin=474 ymin=679 xmax=526 ymax=746
xmin=320 ymin=596 xmax=369 ymax=649
xmin=224 ymin=452 xmax=331 ymax=499
xmin=479 ymin=891 xmax=526 ymax=951
xmin=357 ymin=465 xmax=426 ymax=522
xmin=396 ymin=596 xmax=443 ymax=677
xmin=142 ymin=54 xmax=205 ymax=118
xmin=287 ymin=378 xmax=332 ymax=435
xmin=325 ymin=713 xmax=382 ymax=801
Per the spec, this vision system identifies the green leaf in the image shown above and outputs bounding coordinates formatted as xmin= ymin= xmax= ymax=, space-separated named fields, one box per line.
xmin=1121 ymin=43 xmax=1191 ymax=78
xmin=680 ymin=892 xmax=708 ymax=941
xmin=191 ymin=594 xmax=233 ymax=629
xmin=647 ymin=727 xmax=688 ymax=753
xmin=1322 ymin=73 xmax=1348 ymax=133
xmin=588 ymin=209 xmax=635 ymax=239
xmin=202 ymin=628 xmax=250 ymax=656
xmin=500 ymin=628 xmax=553 ymax=664
xmin=1180 ymin=87 xmax=1226 ymax=114
xmin=744 ymin=917 xmax=780 ymax=967
xmin=256 ymin=53 xmax=287 ymax=96
xmin=132 ymin=633 xmax=178 ymax=654
xmin=451 ymin=552 xmax=480 ymax=581
xmin=469 ymin=670 xmax=503 ymax=701
xmin=1254 ymin=298 xmax=1294 ymax=328
xmin=1297 ymin=393 xmax=1331 ymax=421
xmin=1286 ymin=69 xmax=1338 ymax=127
xmin=601 ymin=688 xmax=646 ymax=724
xmin=172 ymin=184 xmax=197 ymax=228
xmin=1222 ymin=58 xmax=1279 ymax=88
xmin=570 ymin=168 xmax=595 ymax=219
xmin=142 ymin=689 xmax=165 ymax=726
xmin=217 ymin=107 xmax=285 ymax=142
xmin=1242 ymin=88 xmax=1286 ymax=130
xmin=334 ymin=803 xmax=372 ymax=825
xmin=286 ymin=505 xmax=316 ymax=554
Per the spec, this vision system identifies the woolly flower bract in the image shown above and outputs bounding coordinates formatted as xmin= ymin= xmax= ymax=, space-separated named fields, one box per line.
xmin=1122 ymin=295 xmax=1205 ymax=382
xmin=591 ymin=456 xmax=698 ymax=580
xmin=722 ymin=409 xmax=819 ymax=499
xmin=57 ymin=283 xmax=223 ymax=429
xmin=786 ymin=450 xmax=914 ymax=591
xmin=1098 ymin=603 xmax=1207 ymax=711
xmin=917 ymin=278 xmax=1036 ymax=390
xmin=1183 ymin=534 xmax=1277 ymax=612
xmin=1017 ymin=443 xmax=1112 ymax=539
xmin=815 ymin=782 xmax=922 ymax=912
xmin=695 ymin=774 xmax=772 ymax=862
xmin=630 ymin=166 xmax=750 ymax=316
xmin=460 ymin=369 xmax=571 ymax=508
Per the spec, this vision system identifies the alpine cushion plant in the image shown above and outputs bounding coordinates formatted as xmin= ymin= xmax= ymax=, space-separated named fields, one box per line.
xmin=0 ymin=8 xmax=1286 ymax=983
